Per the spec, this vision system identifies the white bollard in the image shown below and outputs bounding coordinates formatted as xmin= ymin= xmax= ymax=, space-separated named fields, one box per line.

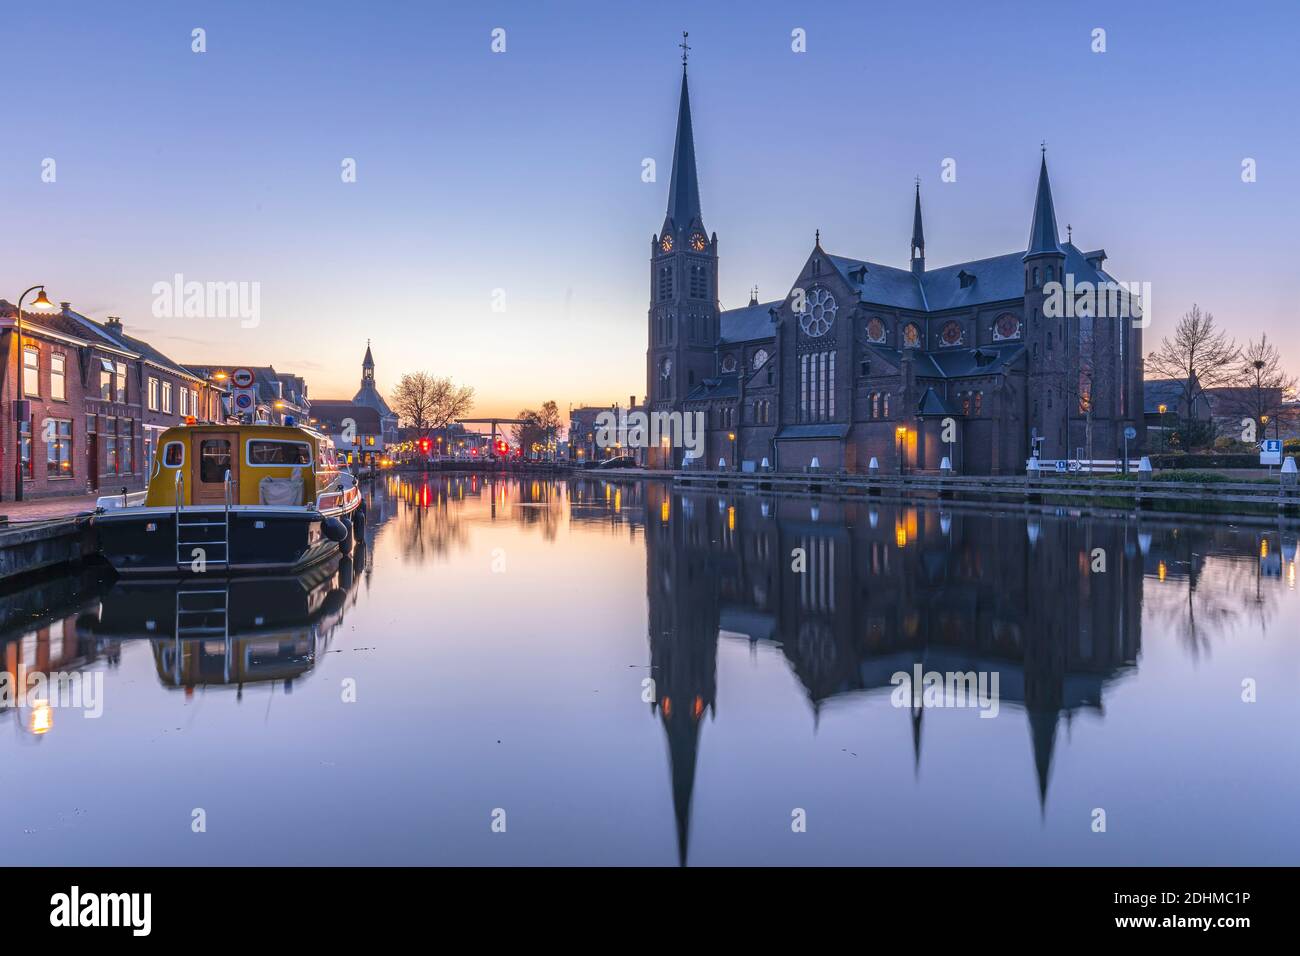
xmin=760 ymin=456 xmax=771 ymax=472
xmin=940 ymin=456 xmax=953 ymax=475
xmin=1138 ymin=456 xmax=1153 ymax=475
xmin=718 ymin=457 xmax=727 ymax=470
xmin=868 ymin=456 xmax=880 ymax=475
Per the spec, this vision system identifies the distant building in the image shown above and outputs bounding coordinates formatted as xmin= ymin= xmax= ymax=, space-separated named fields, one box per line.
xmin=351 ymin=342 xmax=399 ymax=446
xmin=310 ymin=401 xmax=384 ymax=465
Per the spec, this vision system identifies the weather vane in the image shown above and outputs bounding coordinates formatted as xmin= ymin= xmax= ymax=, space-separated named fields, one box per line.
xmin=680 ymin=31 xmax=691 ymax=69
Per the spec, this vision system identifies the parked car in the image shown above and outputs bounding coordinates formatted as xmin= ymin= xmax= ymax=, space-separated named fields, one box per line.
xmin=595 ymin=455 xmax=637 ymax=469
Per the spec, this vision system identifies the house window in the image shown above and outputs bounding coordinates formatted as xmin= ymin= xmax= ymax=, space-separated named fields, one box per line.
xmin=162 ymin=381 xmax=173 ymax=413
xmin=872 ymin=393 xmax=880 ymax=419
xmin=119 ymin=419 xmax=134 ymax=473
xmin=974 ymin=391 xmax=983 ymax=415
xmin=115 ymin=362 xmax=127 ymax=402
xmin=23 ymin=348 xmax=39 ymax=397
xmin=962 ymin=393 xmax=971 ymax=416
xmin=103 ymin=417 xmax=118 ymax=473
xmin=51 ymin=353 xmax=66 ymax=401
xmin=148 ymin=377 xmax=160 ymax=411
xmin=191 ymin=389 xmax=198 ymax=416
xmin=180 ymin=388 xmax=189 ymax=417
xmin=99 ymin=358 xmax=114 ymax=400
xmin=19 ymin=419 xmax=32 ymax=477
xmin=883 ymin=393 xmax=891 ymax=418
xmin=46 ymin=420 xmax=73 ymax=478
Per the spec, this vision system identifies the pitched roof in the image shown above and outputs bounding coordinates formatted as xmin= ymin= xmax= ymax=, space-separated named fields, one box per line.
xmin=685 ymin=373 xmax=739 ymax=402
xmin=719 ymin=299 xmax=779 ymax=343
xmin=309 ymin=400 xmax=382 ymax=431
xmin=916 ymin=387 xmax=959 ymax=416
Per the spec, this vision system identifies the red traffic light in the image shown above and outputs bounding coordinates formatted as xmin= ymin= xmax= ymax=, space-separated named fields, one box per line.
xmin=419 ymin=438 xmax=431 ymax=454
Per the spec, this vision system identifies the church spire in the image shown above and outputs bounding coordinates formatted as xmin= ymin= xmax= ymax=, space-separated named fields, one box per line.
xmin=665 ymin=34 xmax=702 ymax=231
xmin=1024 ymin=147 xmax=1063 ymax=259
xmin=910 ymin=178 xmax=925 ymax=274
xmin=361 ymin=339 xmax=375 ymax=386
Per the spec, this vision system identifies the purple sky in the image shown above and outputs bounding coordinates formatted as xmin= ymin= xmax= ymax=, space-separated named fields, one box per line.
xmin=4 ymin=0 xmax=1297 ymax=416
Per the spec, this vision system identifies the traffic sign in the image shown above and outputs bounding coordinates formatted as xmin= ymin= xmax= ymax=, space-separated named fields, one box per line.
xmin=1124 ymin=426 xmax=1137 ymax=441
xmin=1261 ymin=439 xmax=1282 ymax=466
xmin=233 ymin=388 xmax=255 ymax=412
xmin=231 ymin=367 xmax=255 ymax=389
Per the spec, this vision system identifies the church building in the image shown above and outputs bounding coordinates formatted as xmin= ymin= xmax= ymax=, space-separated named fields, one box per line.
xmin=645 ymin=53 xmax=1144 ymax=474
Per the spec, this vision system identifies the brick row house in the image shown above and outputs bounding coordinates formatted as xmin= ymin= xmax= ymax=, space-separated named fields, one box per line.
xmin=0 ymin=301 xmax=226 ymax=501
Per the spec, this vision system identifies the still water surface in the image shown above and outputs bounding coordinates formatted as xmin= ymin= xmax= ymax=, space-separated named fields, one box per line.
xmin=3 ymin=476 xmax=1298 ymax=865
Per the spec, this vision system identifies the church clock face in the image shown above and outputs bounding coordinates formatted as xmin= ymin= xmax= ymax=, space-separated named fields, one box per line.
xmin=798 ymin=288 xmax=837 ymax=337
xmin=690 ymin=232 xmax=707 ymax=252
xmin=660 ymin=234 xmax=674 ymax=253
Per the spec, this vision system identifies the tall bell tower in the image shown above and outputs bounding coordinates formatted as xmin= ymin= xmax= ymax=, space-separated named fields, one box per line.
xmin=647 ymin=33 xmax=719 ymax=468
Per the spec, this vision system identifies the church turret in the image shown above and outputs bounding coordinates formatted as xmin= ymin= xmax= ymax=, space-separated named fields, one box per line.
xmin=910 ymin=180 xmax=925 ymax=275
xmin=361 ymin=339 xmax=375 ymax=387
xmin=647 ymin=34 xmax=720 ymax=468
xmin=1023 ymin=149 xmax=1069 ymax=459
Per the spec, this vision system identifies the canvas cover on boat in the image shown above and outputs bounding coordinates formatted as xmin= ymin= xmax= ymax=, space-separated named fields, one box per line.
xmin=259 ymin=470 xmax=304 ymax=506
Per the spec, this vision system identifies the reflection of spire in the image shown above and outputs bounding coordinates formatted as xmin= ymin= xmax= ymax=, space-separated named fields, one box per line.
xmin=1027 ymin=707 xmax=1060 ymax=815
xmin=662 ymin=704 xmax=703 ymax=867
xmin=910 ymin=698 xmax=924 ymax=777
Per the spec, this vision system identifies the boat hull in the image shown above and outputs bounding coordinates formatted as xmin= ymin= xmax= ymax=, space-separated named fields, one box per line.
xmin=94 ymin=502 xmax=359 ymax=576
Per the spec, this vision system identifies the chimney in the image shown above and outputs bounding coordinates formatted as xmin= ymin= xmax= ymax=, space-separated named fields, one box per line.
xmin=105 ymin=316 xmax=124 ymax=335
xmin=629 ymin=394 xmax=636 ymax=412
xmin=60 ymin=301 xmax=72 ymax=313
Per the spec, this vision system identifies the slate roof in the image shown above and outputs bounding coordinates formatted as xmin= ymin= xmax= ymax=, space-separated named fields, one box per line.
xmin=916 ymin=387 xmax=959 ymax=416
xmin=685 ymin=373 xmax=739 ymax=402
xmin=719 ymin=299 xmax=779 ymax=343
xmin=863 ymin=341 xmax=1024 ymax=379
xmin=775 ymin=423 xmax=851 ymax=440
xmin=310 ymin=400 xmax=382 ymax=432
xmin=824 ymin=240 xmax=1112 ymax=315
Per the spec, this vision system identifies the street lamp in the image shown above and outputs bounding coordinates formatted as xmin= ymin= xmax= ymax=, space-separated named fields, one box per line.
xmin=12 ymin=286 xmax=56 ymax=502
xmin=1157 ymin=403 xmax=1168 ymax=454
xmin=728 ymin=431 xmax=736 ymax=471
xmin=896 ymin=425 xmax=907 ymax=475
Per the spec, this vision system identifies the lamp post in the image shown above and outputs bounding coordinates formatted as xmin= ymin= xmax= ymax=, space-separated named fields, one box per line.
xmin=896 ymin=425 xmax=907 ymax=475
xmin=11 ymin=286 xmax=56 ymax=502
xmin=1157 ymin=403 xmax=1167 ymax=455
xmin=728 ymin=431 xmax=736 ymax=471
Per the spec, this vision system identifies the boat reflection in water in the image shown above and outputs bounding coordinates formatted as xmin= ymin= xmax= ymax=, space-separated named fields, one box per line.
xmin=79 ymin=544 xmax=367 ymax=698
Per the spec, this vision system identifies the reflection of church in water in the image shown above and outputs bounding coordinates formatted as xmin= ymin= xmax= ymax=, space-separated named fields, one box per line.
xmin=642 ymin=482 xmax=1144 ymax=864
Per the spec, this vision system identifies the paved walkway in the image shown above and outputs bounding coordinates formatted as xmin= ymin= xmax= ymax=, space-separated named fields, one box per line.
xmin=0 ymin=492 xmax=103 ymax=523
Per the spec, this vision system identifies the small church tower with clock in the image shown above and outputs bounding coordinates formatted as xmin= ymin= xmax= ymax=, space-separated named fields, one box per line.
xmin=647 ymin=34 xmax=720 ymax=468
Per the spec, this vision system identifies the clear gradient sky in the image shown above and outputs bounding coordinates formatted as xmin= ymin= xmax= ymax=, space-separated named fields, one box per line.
xmin=4 ymin=0 xmax=1298 ymax=418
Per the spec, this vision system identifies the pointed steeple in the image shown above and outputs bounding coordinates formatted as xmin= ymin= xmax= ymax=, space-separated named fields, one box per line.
xmin=363 ymin=339 xmax=375 ymax=369
xmin=665 ymin=50 xmax=702 ymax=232
xmin=1024 ymin=148 xmax=1063 ymax=259
xmin=910 ymin=179 xmax=925 ymax=274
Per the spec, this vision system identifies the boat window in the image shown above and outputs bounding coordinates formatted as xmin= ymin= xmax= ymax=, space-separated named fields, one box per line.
xmin=162 ymin=442 xmax=184 ymax=467
xmin=248 ymin=440 xmax=312 ymax=466
xmin=199 ymin=439 xmax=233 ymax=483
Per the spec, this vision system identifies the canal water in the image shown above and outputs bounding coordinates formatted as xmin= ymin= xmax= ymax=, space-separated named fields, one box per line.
xmin=3 ymin=475 xmax=1298 ymax=866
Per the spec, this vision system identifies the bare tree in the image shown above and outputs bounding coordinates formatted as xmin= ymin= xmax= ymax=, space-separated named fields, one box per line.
xmin=1145 ymin=304 xmax=1240 ymax=447
xmin=391 ymin=373 xmax=475 ymax=443
xmin=1224 ymin=334 xmax=1297 ymax=441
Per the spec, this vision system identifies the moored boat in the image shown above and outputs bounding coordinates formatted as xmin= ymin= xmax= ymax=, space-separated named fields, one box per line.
xmin=94 ymin=421 xmax=363 ymax=575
